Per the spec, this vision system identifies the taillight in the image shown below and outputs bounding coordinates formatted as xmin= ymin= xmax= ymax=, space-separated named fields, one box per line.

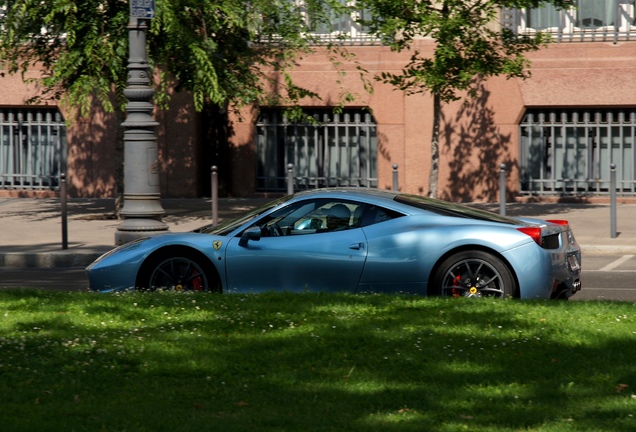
xmin=517 ymin=227 xmax=543 ymax=246
xmin=546 ymin=220 xmax=569 ymax=226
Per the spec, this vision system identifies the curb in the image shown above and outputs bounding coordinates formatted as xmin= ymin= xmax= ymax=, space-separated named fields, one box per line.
xmin=0 ymin=250 xmax=109 ymax=269
xmin=580 ymin=245 xmax=636 ymax=256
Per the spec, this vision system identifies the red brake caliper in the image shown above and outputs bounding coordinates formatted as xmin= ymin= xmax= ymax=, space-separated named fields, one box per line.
xmin=451 ymin=275 xmax=461 ymax=298
xmin=192 ymin=272 xmax=203 ymax=291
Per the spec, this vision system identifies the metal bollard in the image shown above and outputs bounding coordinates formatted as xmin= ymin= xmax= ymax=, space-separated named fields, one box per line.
xmin=499 ymin=163 xmax=506 ymax=216
xmin=610 ymin=163 xmax=617 ymax=238
xmin=211 ymin=166 xmax=218 ymax=226
xmin=287 ymin=164 xmax=294 ymax=195
xmin=392 ymin=164 xmax=399 ymax=191
xmin=60 ymin=173 xmax=68 ymax=250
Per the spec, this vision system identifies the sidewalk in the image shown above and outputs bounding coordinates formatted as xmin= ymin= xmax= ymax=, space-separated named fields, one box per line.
xmin=1 ymin=196 xmax=635 ymax=268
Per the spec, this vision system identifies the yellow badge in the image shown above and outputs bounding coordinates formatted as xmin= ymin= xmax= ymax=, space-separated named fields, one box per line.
xmin=213 ymin=241 xmax=223 ymax=251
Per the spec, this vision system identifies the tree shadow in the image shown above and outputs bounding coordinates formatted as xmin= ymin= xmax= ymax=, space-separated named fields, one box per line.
xmin=200 ymin=103 xmax=236 ymax=197
xmin=0 ymin=198 xmax=116 ymax=222
xmin=439 ymin=83 xmax=513 ymax=203
xmin=377 ymin=128 xmax=394 ymax=190
xmin=65 ymin=103 xmax=118 ymax=198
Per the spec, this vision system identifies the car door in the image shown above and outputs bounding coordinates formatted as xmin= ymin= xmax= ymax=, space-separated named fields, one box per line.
xmin=224 ymin=199 xmax=368 ymax=293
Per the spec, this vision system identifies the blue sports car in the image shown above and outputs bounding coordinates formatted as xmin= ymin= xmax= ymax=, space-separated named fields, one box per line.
xmin=86 ymin=188 xmax=582 ymax=299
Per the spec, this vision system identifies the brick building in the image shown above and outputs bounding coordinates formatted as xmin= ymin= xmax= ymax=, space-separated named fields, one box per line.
xmin=2 ymin=2 xmax=635 ymax=201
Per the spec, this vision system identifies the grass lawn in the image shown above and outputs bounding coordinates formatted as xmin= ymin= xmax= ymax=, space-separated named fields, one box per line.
xmin=1 ymin=290 xmax=636 ymax=432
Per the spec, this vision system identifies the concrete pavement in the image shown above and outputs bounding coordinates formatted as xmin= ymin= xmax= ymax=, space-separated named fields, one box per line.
xmin=1 ymin=196 xmax=635 ymax=268
xmin=0 ymin=197 xmax=271 ymax=268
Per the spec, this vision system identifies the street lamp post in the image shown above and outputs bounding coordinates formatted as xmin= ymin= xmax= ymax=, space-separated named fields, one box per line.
xmin=115 ymin=3 xmax=168 ymax=245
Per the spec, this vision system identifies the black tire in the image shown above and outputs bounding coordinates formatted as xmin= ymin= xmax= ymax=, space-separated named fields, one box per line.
xmin=138 ymin=250 xmax=220 ymax=292
xmin=430 ymin=251 xmax=517 ymax=298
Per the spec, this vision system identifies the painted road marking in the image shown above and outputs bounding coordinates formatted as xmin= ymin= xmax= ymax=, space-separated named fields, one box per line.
xmin=598 ymin=255 xmax=635 ymax=272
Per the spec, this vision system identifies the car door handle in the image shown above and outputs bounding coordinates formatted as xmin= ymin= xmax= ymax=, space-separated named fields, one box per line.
xmin=349 ymin=242 xmax=364 ymax=250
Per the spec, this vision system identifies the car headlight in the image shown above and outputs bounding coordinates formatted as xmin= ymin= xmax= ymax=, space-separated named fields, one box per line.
xmin=88 ymin=237 xmax=150 ymax=267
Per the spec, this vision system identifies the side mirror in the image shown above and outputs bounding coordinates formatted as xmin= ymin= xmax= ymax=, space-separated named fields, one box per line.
xmin=239 ymin=226 xmax=262 ymax=247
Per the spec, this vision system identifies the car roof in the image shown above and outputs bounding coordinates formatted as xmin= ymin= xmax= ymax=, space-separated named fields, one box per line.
xmin=289 ymin=187 xmax=523 ymax=225
xmin=292 ymin=187 xmax=399 ymax=202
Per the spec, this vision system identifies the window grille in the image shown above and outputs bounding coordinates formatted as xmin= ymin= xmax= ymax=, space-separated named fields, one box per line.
xmin=503 ymin=0 xmax=636 ymax=42
xmin=0 ymin=108 xmax=67 ymax=190
xmin=519 ymin=108 xmax=636 ymax=196
xmin=255 ymin=108 xmax=377 ymax=192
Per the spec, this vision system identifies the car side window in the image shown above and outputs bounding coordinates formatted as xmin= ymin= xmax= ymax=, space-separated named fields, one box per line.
xmin=256 ymin=201 xmax=318 ymax=237
xmin=255 ymin=199 xmax=403 ymax=237
xmin=357 ymin=205 xmax=404 ymax=227
xmin=257 ymin=199 xmax=364 ymax=236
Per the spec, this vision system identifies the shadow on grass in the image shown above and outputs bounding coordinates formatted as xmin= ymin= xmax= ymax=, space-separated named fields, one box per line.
xmin=1 ymin=290 xmax=635 ymax=431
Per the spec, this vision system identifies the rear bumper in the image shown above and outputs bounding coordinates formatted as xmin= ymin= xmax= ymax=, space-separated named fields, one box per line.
xmin=549 ymin=250 xmax=582 ymax=299
xmin=550 ymin=277 xmax=582 ymax=299
xmin=503 ymin=241 xmax=582 ymax=299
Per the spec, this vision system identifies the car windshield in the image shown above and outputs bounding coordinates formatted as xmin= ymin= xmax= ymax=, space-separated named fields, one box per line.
xmin=394 ymin=194 xmax=522 ymax=225
xmin=196 ymin=195 xmax=292 ymax=236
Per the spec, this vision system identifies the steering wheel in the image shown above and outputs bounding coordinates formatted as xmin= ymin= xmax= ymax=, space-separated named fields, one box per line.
xmin=268 ymin=223 xmax=283 ymax=236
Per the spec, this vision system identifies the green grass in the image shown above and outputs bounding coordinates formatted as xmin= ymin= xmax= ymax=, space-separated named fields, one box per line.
xmin=1 ymin=290 xmax=636 ymax=432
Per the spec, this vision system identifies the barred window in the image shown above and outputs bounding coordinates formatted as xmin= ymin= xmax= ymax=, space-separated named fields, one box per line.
xmin=0 ymin=108 xmax=67 ymax=190
xmin=503 ymin=0 xmax=636 ymax=42
xmin=256 ymin=108 xmax=377 ymax=192
xmin=519 ymin=109 xmax=636 ymax=196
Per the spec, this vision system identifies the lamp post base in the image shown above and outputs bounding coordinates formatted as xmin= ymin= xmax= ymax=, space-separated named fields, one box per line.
xmin=114 ymin=194 xmax=169 ymax=245
xmin=115 ymin=220 xmax=169 ymax=245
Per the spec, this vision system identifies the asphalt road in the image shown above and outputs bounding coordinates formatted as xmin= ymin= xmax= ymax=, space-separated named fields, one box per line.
xmin=0 ymin=268 xmax=90 ymax=292
xmin=575 ymin=254 xmax=636 ymax=301
xmin=1 ymin=254 xmax=635 ymax=300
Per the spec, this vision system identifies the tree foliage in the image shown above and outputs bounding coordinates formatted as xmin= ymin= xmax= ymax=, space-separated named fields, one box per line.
xmin=0 ymin=0 xmax=349 ymax=117
xmin=359 ymin=0 xmax=575 ymax=102
xmin=357 ymin=0 xmax=575 ymax=197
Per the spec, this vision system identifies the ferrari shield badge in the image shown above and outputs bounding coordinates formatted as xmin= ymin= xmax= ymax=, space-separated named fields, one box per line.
xmin=213 ymin=240 xmax=223 ymax=251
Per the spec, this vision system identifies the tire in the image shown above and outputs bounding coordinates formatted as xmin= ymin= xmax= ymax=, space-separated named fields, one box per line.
xmin=430 ymin=251 xmax=517 ymax=298
xmin=138 ymin=250 xmax=220 ymax=292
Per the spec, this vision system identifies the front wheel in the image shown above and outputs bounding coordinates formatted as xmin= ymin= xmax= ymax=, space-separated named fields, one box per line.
xmin=138 ymin=251 xmax=220 ymax=292
xmin=430 ymin=251 xmax=517 ymax=298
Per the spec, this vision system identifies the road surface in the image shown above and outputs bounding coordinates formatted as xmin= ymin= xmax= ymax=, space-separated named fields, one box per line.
xmin=1 ymin=254 xmax=635 ymax=300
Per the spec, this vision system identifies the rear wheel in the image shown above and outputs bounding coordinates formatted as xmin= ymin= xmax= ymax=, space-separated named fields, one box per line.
xmin=138 ymin=251 xmax=220 ymax=292
xmin=431 ymin=251 xmax=516 ymax=298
